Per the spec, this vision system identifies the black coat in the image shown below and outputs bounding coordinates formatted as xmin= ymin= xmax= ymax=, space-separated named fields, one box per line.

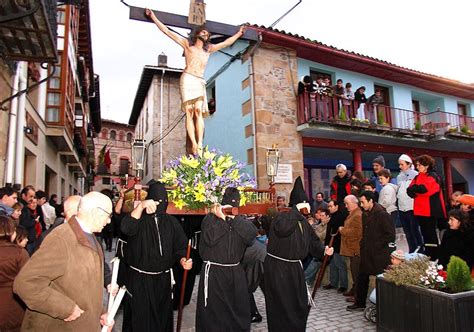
xmin=359 ymin=203 xmax=395 ymax=275
xmin=264 ymin=208 xmax=326 ymax=332
xmin=18 ymin=199 xmax=35 ymax=243
xmin=439 ymin=227 xmax=474 ymax=269
xmin=196 ymin=214 xmax=257 ymax=332
xmin=121 ymin=212 xmax=187 ymax=332
xmin=325 ymin=207 xmax=348 ymax=253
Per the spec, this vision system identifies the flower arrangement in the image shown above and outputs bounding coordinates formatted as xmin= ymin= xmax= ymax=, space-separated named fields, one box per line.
xmin=160 ymin=146 xmax=256 ymax=210
xmin=384 ymin=256 xmax=447 ymax=290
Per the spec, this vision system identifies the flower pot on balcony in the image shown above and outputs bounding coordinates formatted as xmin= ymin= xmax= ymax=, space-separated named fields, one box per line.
xmin=376 ymin=277 xmax=474 ymax=332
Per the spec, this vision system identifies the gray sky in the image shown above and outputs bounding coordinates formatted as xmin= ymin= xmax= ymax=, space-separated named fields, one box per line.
xmin=90 ymin=0 xmax=474 ymax=124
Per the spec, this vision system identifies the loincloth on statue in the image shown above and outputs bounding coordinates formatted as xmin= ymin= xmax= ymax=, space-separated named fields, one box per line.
xmin=180 ymin=71 xmax=209 ymax=114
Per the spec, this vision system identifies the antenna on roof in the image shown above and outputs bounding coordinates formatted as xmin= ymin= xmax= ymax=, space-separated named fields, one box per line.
xmin=269 ymin=0 xmax=302 ymax=29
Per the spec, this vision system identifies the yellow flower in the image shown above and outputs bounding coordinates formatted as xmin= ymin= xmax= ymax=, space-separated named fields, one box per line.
xmin=180 ymin=155 xmax=199 ymax=169
xmin=240 ymin=193 xmax=247 ymax=206
xmin=230 ymin=169 xmax=239 ymax=180
xmin=174 ymin=199 xmax=186 ymax=210
xmin=214 ymin=167 xmax=223 ymax=177
xmin=203 ymin=150 xmax=216 ymax=160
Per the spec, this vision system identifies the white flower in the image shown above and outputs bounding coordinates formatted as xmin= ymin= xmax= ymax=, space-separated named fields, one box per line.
xmin=437 ymin=265 xmax=443 ymax=270
xmin=436 ymin=276 xmax=444 ymax=282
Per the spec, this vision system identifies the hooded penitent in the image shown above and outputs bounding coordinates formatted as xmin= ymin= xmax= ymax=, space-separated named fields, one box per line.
xmin=146 ymin=179 xmax=168 ymax=214
xmin=221 ymin=187 xmax=240 ymax=208
xmin=289 ymin=176 xmax=310 ymax=212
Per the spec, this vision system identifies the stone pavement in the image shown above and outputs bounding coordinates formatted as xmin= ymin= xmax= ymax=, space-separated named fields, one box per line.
xmin=104 ymin=228 xmax=408 ymax=331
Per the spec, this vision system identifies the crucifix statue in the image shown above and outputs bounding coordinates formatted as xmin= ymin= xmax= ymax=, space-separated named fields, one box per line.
xmin=145 ymin=2 xmax=246 ymax=155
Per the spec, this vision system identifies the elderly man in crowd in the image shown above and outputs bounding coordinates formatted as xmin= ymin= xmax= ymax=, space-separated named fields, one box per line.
xmin=14 ymin=192 xmax=114 ymax=331
xmin=338 ymin=195 xmax=363 ymax=301
xmin=330 ymin=164 xmax=351 ymax=204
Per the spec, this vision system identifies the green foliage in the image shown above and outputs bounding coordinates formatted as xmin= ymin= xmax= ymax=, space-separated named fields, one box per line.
xmin=384 ymin=257 xmax=431 ymax=286
xmin=415 ymin=121 xmax=421 ymax=131
xmin=339 ymin=107 xmax=347 ymax=121
xmin=460 ymin=125 xmax=470 ymax=134
xmin=377 ymin=110 xmax=386 ymax=125
xmin=446 ymin=256 xmax=473 ymax=293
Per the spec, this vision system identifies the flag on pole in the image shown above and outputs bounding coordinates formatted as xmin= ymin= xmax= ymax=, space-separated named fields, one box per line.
xmin=98 ymin=144 xmax=107 ymax=165
xmin=104 ymin=148 xmax=112 ymax=169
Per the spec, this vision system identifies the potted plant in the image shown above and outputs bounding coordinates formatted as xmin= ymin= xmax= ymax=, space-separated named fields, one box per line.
xmin=377 ymin=256 xmax=474 ymax=331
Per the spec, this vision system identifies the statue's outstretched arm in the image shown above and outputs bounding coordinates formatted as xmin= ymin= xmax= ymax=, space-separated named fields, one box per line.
xmin=145 ymin=8 xmax=188 ymax=49
xmin=210 ymin=26 xmax=246 ymax=53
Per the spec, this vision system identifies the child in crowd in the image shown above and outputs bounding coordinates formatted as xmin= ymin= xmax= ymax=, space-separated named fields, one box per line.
xmin=14 ymin=225 xmax=28 ymax=249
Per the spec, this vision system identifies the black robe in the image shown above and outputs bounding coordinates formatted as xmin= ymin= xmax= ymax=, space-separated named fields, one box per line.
xmin=264 ymin=208 xmax=325 ymax=332
xmin=196 ymin=214 xmax=257 ymax=332
xmin=121 ymin=213 xmax=187 ymax=332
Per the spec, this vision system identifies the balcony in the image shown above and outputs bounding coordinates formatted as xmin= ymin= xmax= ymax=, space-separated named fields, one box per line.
xmin=297 ymin=93 xmax=474 ymax=152
xmin=0 ymin=0 xmax=58 ymax=62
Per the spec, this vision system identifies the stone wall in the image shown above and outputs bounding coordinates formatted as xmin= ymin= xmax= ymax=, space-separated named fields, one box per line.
xmin=252 ymin=43 xmax=303 ymax=198
xmin=152 ymin=73 xmax=185 ymax=180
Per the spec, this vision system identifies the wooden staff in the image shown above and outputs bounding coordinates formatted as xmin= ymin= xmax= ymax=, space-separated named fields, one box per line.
xmin=176 ymin=239 xmax=192 ymax=332
xmin=310 ymin=232 xmax=337 ymax=304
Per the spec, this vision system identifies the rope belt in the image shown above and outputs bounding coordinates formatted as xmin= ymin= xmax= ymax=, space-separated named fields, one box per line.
xmin=116 ymin=238 xmax=127 ymax=258
xmin=203 ymin=260 xmax=239 ymax=307
xmin=129 ymin=265 xmax=175 ymax=297
xmin=266 ymin=253 xmax=315 ymax=307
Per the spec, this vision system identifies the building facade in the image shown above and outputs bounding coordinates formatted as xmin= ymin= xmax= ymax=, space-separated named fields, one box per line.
xmin=0 ymin=1 xmax=100 ymax=198
xmin=128 ymin=61 xmax=186 ymax=184
xmin=204 ymin=26 xmax=474 ymax=200
xmin=93 ymin=119 xmax=134 ymax=192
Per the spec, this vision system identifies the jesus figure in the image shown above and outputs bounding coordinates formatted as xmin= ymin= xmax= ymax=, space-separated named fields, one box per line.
xmin=145 ymin=8 xmax=246 ymax=155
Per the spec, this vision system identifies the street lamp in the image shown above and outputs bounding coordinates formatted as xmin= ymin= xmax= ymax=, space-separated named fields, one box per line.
xmin=131 ymin=139 xmax=146 ymax=206
xmin=266 ymin=144 xmax=280 ymax=185
xmin=131 ymin=139 xmax=146 ymax=175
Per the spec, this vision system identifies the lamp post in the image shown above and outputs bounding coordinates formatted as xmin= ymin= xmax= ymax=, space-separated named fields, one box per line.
xmin=131 ymin=139 xmax=146 ymax=206
xmin=266 ymin=144 xmax=280 ymax=185
xmin=266 ymin=144 xmax=280 ymax=204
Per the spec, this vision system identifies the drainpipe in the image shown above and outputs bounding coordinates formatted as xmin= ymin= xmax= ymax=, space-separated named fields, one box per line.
xmin=249 ymin=56 xmax=258 ymax=180
xmin=14 ymin=62 xmax=28 ymax=188
xmin=5 ymin=62 xmax=21 ymax=186
xmin=160 ymin=69 xmax=165 ymax=174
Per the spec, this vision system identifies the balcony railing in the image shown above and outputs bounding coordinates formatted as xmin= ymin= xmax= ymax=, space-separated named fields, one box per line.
xmin=297 ymin=93 xmax=474 ymax=137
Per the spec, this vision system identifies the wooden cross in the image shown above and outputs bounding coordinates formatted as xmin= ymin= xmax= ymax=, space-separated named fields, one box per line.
xmin=129 ymin=6 xmax=258 ymax=41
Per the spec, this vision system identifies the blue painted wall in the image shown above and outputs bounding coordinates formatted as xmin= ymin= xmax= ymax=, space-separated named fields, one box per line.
xmin=203 ymin=40 xmax=254 ymax=175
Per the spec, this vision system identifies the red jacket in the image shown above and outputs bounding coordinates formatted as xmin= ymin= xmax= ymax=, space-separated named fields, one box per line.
xmin=408 ymin=171 xmax=446 ymax=218
xmin=330 ymin=175 xmax=351 ymax=203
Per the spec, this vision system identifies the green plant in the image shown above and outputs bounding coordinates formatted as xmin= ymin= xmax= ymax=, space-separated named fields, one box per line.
xmin=384 ymin=257 xmax=431 ymax=286
xmin=446 ymin=256 xmax=473 ymax=293
xmin=377 ymin=111 xmax=386 ymax=125
xmin=460 ymin=125 xmax=470 ymax=134
xmin=415 ymin=121 xmax=421 ymax=131
xmin=339 ymin=107 xmax=347 ymax=121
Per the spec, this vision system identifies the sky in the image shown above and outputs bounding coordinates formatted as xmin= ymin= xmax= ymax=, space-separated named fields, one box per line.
xmin=89 ymin=0 xmax=474 ymax=124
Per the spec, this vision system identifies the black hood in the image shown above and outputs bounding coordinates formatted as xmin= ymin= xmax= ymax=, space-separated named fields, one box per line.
xmin=145 ymin=179 xmax=168 ymax=214
xmin=289 ymin=176 xmax=309 ymax=207
xmin=221 ymin=187 xmax=240 ymax=208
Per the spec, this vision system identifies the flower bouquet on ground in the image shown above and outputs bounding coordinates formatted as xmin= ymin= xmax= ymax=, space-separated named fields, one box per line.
xmin=160 ymin=146 xmax=256 ymax=211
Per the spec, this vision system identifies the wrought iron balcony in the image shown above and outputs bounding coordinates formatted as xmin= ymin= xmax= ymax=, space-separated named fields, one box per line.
xmin=0 ymin=0 xmax=58 ymax=62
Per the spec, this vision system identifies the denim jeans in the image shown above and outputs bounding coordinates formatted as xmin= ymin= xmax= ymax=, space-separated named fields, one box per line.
xmin=304 ymin=258 xmax=322 ymax=285
xmin=399 ymin=210 xmax=424 ymax=253
xmin=329 ymin=253 xmax=348 ymax=289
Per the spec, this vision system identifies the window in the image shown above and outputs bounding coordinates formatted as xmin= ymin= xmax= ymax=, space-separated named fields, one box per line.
xmin=47 ymin=92 xmax=60 ymax=106
xmin=110 ymin=130 xmax=116 ymax=140
xmin=458 ymin=103 xmax=468 ymax=127
xmin=310 ymin=70 xmax=332 ymax=85
xmin=119 ymin=158 xmax=129 ymax=175
xmin=373 ymin=85 xmax=391 ymax=106
xmin=46 ymin=108 xmax=59 ymax=122
xmin=126 ymin=132 xmax=133 ymax=142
